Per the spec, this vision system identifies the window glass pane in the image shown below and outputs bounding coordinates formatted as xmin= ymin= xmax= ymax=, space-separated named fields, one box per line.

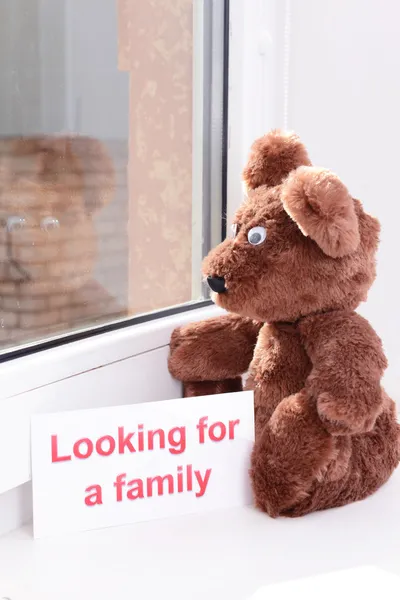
xmin=0 ymin=0 xmax=226 ymax=353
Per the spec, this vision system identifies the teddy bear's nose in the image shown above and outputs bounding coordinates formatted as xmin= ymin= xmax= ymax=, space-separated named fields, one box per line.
xmin=207 ymin=276 xmax=226 ymax=294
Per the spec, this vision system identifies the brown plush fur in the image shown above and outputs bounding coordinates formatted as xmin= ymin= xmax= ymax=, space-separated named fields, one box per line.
xmin=282 ymin=166 xmax=360 ymax=258
xmin=243 ymin=129 xmax=311 ymax=190
xmin=168 ymin=129 xmax=400 ymax=517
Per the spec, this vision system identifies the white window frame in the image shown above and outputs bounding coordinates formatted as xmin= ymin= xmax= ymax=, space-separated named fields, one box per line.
xmin=227 ymin=0 xmax=289 ymax=223
xmin=0 ymin=0 xmax=279 ymax=537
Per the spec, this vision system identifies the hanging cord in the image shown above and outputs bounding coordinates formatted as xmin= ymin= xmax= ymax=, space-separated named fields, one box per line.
xmin=283 ymin=0 xmax=292 ymax=130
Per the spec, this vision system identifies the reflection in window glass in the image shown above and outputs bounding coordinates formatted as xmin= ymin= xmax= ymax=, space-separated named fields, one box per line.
xmin=0 ymin=0 xmax=225 ymax=352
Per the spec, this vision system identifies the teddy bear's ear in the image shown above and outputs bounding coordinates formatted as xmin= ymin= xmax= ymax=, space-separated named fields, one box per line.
xmin=281 ymin=166 xmax=360 ymax=258
xmin=242 ymin=129 xmax=311 ymax=190
xmin=67 ymin=136 xmax=115 ymax=215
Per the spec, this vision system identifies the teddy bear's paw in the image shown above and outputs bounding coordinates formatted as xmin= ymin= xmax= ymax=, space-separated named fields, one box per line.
xmin=170 ymin=325 xmax=186 ymax=352
xmin=317 ymin=392 xmax=378 ymax=436
xmin=168 ymin=325 xmax=198 ymax=380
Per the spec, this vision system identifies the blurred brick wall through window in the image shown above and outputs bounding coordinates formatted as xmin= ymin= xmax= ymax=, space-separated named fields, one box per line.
xmin=0 ymin=136 xmax=127 ymax=349
xmin=118 ymin=0 xmax=193 ymax=315
xmin=0 ymin=0 xmax=196 ymax=352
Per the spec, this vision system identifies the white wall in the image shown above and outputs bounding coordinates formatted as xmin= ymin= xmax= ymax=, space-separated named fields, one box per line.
xmin=284 ymin=0 xmax=400 ymax=398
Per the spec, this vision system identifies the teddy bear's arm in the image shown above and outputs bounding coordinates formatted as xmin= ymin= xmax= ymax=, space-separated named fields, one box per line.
xmin=168 ymin=314 xmax=262 ymax=382
xmin=299 ymin=311 xmax=388 ymax=435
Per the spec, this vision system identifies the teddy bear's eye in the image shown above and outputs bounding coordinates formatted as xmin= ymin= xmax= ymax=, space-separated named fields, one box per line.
xmin=41 ymin=216 xmax=60 ymax=232
xmin=247 ymin=226 xmax=267 ymax=246
xmin=6 ymin=216 xmax=26 ymax=232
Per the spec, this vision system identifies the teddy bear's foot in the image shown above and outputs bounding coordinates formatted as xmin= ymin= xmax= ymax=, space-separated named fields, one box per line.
xmin=250 ymin=390 xmax=335 ymax=517
xmin=183 ymin=378 xmax=243 ymax=398
xmin=251 ymin=395 xmax=400 ymax=518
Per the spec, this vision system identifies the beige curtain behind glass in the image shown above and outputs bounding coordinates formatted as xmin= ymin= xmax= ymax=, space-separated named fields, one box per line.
xmin=118 ymin=0 xmax=193 ymax=315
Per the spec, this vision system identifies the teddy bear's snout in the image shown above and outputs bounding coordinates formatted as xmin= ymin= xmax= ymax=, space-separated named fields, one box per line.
xmin=207 ymin=275 xmax=226 ymax=294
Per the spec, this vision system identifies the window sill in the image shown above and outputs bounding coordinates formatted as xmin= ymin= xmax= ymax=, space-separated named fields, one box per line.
xmin=0 ymin=303 xmax=223 ymax=402
xmin=1 ymin=479 xmax=400 ymax=599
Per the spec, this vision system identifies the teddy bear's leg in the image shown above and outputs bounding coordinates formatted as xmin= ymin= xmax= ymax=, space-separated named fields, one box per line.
xmin=250 ymin=390 xmax=335 ymax=517
xmin=168 ymin=314 xmax=262 ymax=388
xmin=333 ymin=399 xmax=400 ymax=506
xmin=183 ymin=378 xmax=243 ymax=398
xmin=251 ymin=389 xmax=400 ymax=518
xmin=279 ymin=396 xmax=400 ymax=517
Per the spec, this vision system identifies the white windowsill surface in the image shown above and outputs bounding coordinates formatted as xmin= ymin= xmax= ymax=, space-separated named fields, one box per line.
xmin=0 ymin=304 xmax=224 ymax=402
xmin=1 ymin=469 xmax=400 ymax=599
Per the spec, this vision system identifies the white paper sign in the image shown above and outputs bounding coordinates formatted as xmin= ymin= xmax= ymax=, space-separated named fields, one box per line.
xmin=31 ymin=391 xmax=254 ymax=538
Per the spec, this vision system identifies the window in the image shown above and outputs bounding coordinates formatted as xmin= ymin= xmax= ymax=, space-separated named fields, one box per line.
xmin=0 ymin=0 xmax=228 ymax=356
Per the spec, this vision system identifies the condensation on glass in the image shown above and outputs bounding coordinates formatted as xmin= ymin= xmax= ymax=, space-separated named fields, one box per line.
xmin=0 ymin=0 xmax=225 ymax=353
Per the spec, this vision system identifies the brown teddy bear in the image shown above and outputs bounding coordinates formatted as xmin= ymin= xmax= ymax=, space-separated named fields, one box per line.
xmin=168 ymin=129 xmax=400 ymax=517
xmin=0 ymin=135 xmax=125 ymax=350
